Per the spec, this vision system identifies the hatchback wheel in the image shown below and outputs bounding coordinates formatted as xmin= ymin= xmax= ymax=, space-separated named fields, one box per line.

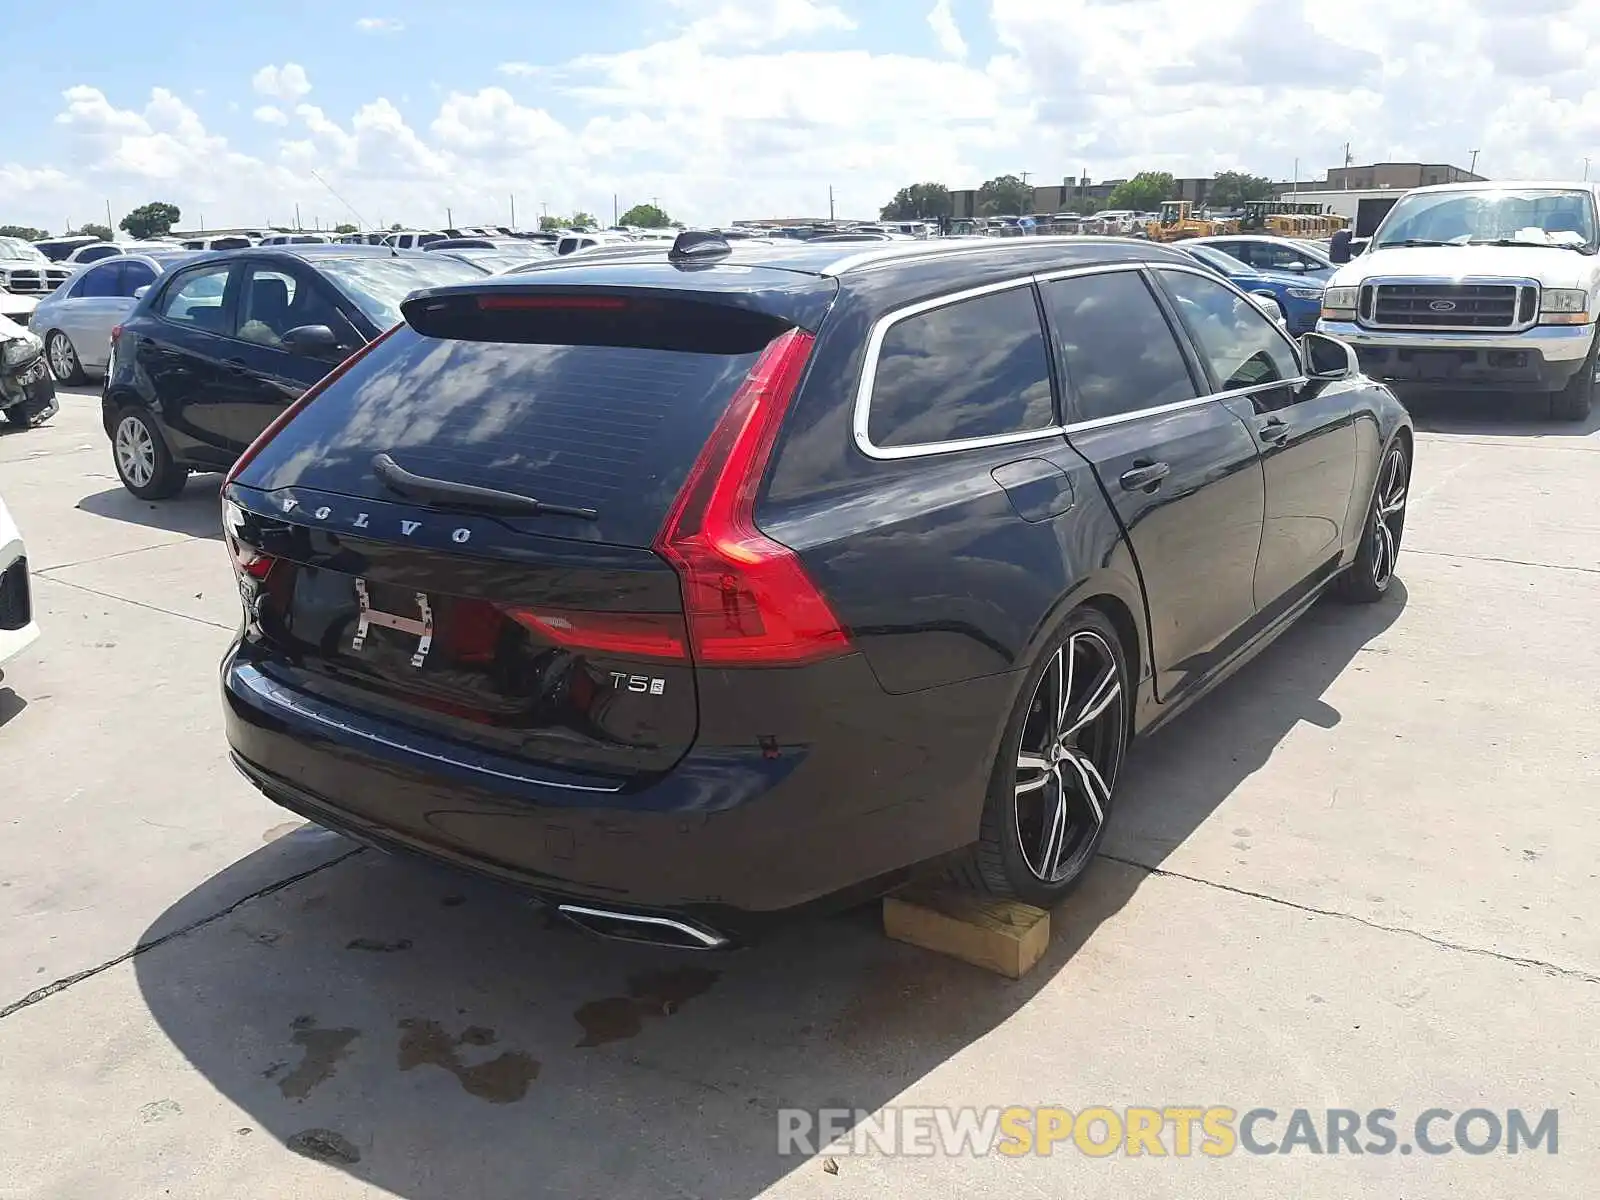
xmin=112 ymin=409 xmax=187 ymax=499
xmin=1333 ymin=439 xmax=1408 ymax=603
xmin=957 ymin=607 xmax=1130 ymax=906
xmin=46 ymin=331 xmax=85 ymax=386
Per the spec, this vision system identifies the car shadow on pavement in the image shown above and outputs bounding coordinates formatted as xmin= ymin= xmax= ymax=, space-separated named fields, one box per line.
xmin=132 ymin=585 xmax=1406 ymax=1199
xmin=1403 ymin=389 xmax=1600 ymax=436
xmin=76 ymin=477 xmax=225 ymax=540
xmin=0 ymin=678 xmax=25 ymax=729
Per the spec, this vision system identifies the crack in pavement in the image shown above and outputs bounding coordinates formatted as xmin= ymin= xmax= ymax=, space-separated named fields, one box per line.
xmin=31 ymin=573 xmax=236 ymax=631
xmin=1099 ymin=852 xmax=1600 ymax=986
xmin=39 ymin=534 xmax=212 ymax=574
xmin=0 ymin=848 xmax=365 ymax=1021
xmin=1403 ymin=547 xmax=1600 ymax=577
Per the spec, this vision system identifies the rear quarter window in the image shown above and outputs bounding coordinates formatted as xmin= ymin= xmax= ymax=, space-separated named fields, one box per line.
xmin=866 ymin=284 xmax=1055 ymax=450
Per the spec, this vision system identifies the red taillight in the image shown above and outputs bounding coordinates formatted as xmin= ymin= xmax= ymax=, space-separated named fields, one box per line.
xmin=476 ymin=294 xmax=628 ymax=311
xmin=238 ymin=553 xmax=276 ymax=581
xmin=504 ymin=608 xmax=688 ymax=661
xmin=653 ymin=327 xmax=851 ymax=667
xmin=222 ymin=324 xmax=401 ymax=488
xmin=110 ymin=325 xmax=122 ymax=344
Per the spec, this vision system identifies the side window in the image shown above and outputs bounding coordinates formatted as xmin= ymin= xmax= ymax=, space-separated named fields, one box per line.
xmin=237 ymin=267 xmax=299 ymax=347
xmin=1040 ymin=271 xmax=1197 ymax=422
xmin=156 ymin=264 xmax=234 ymax=333
xmin=120 ymin=260 xmax=156 ymax=296
xmin=1157 ymin=269 xmax=1300 ymax=393
xmin=868 ymin=285 xmax=1055 ymax=449
xmin=73 ymin=263 xmax=123 ymax=298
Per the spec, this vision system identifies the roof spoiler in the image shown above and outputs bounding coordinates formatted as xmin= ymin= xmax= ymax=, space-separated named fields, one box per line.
xmin=669 ymin=230 xmax=731 ymax=262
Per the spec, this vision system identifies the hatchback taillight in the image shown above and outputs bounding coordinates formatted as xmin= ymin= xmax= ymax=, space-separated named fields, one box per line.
xmin=654 ymin=327 xmax=851 ymax=667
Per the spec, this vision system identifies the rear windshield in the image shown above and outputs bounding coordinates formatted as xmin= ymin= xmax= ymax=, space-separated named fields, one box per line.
xmin=237 ymin=326 xmax=767 ymax=548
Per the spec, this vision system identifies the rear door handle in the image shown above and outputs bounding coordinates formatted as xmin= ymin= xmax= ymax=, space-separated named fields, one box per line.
xmin=1258 ymin=416 xmax=1291 ymax=444
xmin=1119 ymin=461 xmax=1170 ymax=491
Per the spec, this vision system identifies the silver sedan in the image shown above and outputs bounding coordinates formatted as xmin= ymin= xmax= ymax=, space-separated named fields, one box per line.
xmin=29 ymin=250 xmax=199 ymax=384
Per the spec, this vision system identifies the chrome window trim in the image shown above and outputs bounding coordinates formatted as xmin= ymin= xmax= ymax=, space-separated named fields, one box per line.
xmin=851 ymin=259 xmax=1315 ymax=462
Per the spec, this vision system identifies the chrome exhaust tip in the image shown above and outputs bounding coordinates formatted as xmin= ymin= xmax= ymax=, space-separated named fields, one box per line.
xmin=556 ymin=903 xmax=730 ymax=950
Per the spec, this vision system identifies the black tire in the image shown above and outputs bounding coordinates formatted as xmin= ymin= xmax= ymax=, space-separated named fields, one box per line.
xmin=1550 ymin=338 xmax=1597 ymax=421
xmin=45 ymin=330 xmax=86 ymax=386
xmin=1333 ymin=438 xmax=1409 ymax=603
xmin=951 ymin=606 xmax=1131 ymax=906
xmin=111 ymin=407 xmax=187 ymax=499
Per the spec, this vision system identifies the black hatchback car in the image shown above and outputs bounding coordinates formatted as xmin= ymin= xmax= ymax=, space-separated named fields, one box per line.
xmin=220 ymin=233 xmax=1411 ymax=948
xmin=102 ymin=245 xmax=486 ymax=497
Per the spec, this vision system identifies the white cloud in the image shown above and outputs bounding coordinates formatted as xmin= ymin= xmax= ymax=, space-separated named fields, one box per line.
xmin=10 ymin=2 xmax=1600 ymax=234
xmin=251 ymin=63 xmax=311 ymax=103
xmin=355 ymin=16 xmax=405 ymax=33
xmin=928 ymin=0 xmax=967 ymax=59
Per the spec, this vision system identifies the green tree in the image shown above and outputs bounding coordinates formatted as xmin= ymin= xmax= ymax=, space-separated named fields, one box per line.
xmin=880 ymin=183 xmax=953 ymax=221
xmin=390 ymin=222 xmax=403 ymax=231
xmin=334 ymin=222 xmax=358 ymax=234
xmin=1105 ymin=172 xmax=1176 ymax=212
xmin=569 ymin=211 xmax=597 ymax=230
xmin=976 ymin=174 xmax=1033 ymax=216
xmin=118 ymin=201 xmax=181 ymax=240
xmin=618 ymin=203 xmax=672 ymax=228
xmin=1206 ymin=170 xmax=1276 ymax=210
xmin=75 ymin=223 xmax=113 ymax=241
xmin=0 ymin=225 xmax=47 ymax=240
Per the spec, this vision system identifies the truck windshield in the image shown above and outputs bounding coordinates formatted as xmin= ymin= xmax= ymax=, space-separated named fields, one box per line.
xmin=1372 ymin=189 xmax=1598 ymax=252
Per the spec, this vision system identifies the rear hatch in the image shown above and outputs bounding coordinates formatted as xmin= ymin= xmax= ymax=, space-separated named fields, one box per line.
xmin=225 ymin=269 xmax=838 ymax=781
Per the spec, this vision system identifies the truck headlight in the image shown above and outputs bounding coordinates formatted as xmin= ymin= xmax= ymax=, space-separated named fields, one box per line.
xmin=1321 ymin=286 xmax=1358 ymax=320
xmin=1540 ymin=288 xmax=1590 ymax=325
xmin=1 ymin=332 xmax=42 ymax=368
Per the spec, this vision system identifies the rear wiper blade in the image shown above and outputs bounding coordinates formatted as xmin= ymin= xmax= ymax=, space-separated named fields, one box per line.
xmin=371 ymin=452 xmax=598 ymax=520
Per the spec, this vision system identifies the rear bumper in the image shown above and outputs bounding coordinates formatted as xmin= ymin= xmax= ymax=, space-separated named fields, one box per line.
xmin=1319 ymin=319 xmax=1596 ymax=391
xmin=222 ymin=643 xmax=1016 ymax=928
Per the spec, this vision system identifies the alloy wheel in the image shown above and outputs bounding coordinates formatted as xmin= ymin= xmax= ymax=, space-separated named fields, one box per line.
xmin=1370 ymin=445 xmax=1409 ymax=588
xmin=48 ymin=333 xmax=76 ymax=380
xmin=1013 ymin=629 xmax=1126 ymax=883
xmin=115 ymin=416 xmax=156 ymax=489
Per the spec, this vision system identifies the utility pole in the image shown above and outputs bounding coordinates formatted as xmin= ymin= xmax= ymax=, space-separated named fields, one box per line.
xmin=1292 ymin=158 xmax=1299 ymax=194
xmin=105 ymin=199 xmax=113 ymax=235
xmin=510 ymin=193 xmax=516 ymax=229
xmin=1343 ymin=142 xmax=1353 ymax=168
xmin=613 ymin=193 xmax=619 ymax=226
xmin=446 ymin=206 xmax=453 ymax=229
xmin=294 ymin=202 xmax=301 ymax=231
xmin=1468 ymin=149 xmax=1480 ymax=175
xmin=828 ymin=185 xmax=835 ymax=221
xmin=1587 ymin=158 xmax=1592 ymax=182
xmin=1020 ymin=170 xmax=1032 ymax=184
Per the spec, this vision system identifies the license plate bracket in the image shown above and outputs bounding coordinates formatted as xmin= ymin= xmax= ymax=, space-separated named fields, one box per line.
xmin=351 ymin=578 xmax=434 ymax=668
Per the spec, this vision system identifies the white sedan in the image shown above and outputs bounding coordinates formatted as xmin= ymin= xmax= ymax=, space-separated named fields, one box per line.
xmin=0 ymin=492 xmax=38 ymax=667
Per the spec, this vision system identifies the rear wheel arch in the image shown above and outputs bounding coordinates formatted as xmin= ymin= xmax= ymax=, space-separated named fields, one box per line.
xmin=1081 ymin=593 xmax=1141 ymax=722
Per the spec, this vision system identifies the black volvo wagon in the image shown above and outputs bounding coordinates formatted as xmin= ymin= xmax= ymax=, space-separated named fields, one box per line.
xmin=220 ymin=232 xmax=1411 ymax=947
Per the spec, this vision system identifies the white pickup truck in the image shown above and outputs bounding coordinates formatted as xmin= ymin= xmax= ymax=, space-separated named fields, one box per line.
xmin=1317 ymin=180 xmax=1600 ymax=420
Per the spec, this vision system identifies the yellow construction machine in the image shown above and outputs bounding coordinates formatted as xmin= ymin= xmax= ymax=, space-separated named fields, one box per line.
xmin=1240 ymin=200 xmax=1350 ymax=238
xmin=1146 ymin=201 xmax=1233 ymax=242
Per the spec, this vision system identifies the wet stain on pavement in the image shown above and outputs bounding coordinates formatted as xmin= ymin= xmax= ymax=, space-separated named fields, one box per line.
xmin=286 ymin=1128 xmax=361 ymax=1165
xmin=397 ymin=1019 xmax=539 ymax=1103
xmin=279 ymin=1017 xmax=360 ymax=1100
xmin=263 ymin=821 xmax=307 ymax=843
xmin=138 ymin=1098 xmax=182 ymax=1124
xmin=346 ymin=937 xmax=413 ymax=953
xmin=574 ymin=965 xmax=721 ymax=1048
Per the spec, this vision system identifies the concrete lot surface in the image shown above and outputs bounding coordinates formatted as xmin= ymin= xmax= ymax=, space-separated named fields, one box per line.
xmin=1 ymin=388 xmax=1596 ymax=1198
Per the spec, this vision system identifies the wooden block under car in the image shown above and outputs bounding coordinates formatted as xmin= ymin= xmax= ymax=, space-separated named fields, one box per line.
xmin=882 ymin=887 xmax=1050 ymax=979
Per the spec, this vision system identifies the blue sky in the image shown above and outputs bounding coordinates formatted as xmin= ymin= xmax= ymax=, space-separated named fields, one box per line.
xmin=4 ymin=1 xmax=1595 ymax=233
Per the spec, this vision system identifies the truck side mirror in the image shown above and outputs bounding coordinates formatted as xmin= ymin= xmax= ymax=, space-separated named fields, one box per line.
xmin=1330 ymin=241 xmax=1352 ymax=265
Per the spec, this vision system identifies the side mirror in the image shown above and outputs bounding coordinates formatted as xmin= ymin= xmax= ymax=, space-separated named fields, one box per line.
xmin=1282 ymin=260 xmax=1306 ymax=272
xmin=1302 ymin=331 xmax=1360 ymax=380
xmin=1329 ymin=240 xmax=1353 ymax=264
xmin=133 ymin=286 xmax=149 ymax=300
xmin=281 ymin=324 xmax=342 ymax=360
